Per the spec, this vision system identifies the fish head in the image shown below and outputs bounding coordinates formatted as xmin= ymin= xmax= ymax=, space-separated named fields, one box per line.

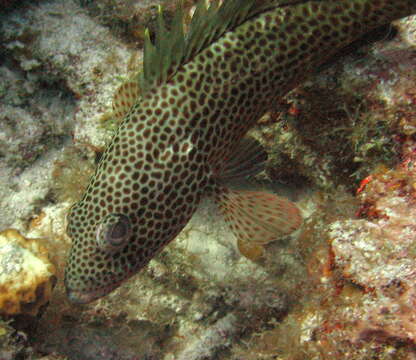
xmin=64 ymin=201 xmax=142 ymax=304
xmin=64 ymin=193 xmax=193 ymax=304
xmin=64 ymin=134 xmax=206 ymax=304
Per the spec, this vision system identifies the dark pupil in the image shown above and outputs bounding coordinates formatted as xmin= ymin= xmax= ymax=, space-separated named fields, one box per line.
xmin=110 ymin=221 xmax=126 ymax=240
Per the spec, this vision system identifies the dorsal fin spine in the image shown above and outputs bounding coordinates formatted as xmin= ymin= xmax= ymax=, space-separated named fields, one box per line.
xmin=137 ymin=0 xmax=273 ymax=96
xmin=142 ymin=28 xmax=153 ymax=91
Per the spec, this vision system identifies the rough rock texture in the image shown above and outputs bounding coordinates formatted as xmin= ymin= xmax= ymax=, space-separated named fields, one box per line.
xmin=0 ymin=0 xmax=134 ymax=229
xmin=329 ymin=139 xmax=416 ymax=344
xmin=0 ymin=60 xmax=75 ymax=228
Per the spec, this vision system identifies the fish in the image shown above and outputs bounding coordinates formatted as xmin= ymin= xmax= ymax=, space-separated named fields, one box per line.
xmin=64 ymin=0 xmax=416 ymax=304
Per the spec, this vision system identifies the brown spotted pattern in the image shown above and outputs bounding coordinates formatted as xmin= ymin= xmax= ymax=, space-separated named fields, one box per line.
xmin=112 ymin=81 xmax=140 ymax=120
xmin=65 ymin=0 xmax=416 ymax=303
xmin=217 ymin=189 xmax=303 ymax=243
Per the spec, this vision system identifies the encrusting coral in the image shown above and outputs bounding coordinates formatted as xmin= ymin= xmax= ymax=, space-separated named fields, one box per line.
xmin=329 ymin=136 xmax=416 ymax=343
xmin=0 ymin=229 xmax=56 ymax=316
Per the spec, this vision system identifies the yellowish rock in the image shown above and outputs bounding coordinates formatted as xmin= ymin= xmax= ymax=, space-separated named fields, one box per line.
xmin=0 ymin=229 xmax=56 ymax=316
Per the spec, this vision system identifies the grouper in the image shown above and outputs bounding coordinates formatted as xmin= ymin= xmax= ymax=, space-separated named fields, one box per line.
xmin=65 ymin=0 xmax=416 ymax=304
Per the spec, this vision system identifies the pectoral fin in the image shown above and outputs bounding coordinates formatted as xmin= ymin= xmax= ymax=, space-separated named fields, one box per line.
xmin=216 ymin=189 xmax=302 ymax=261
xmin=218 ymin=137 xmax=267 ymax=181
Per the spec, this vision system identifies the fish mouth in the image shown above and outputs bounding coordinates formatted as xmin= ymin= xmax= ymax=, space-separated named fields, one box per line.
xmin=65 ymin=282 xmax=120 ymax=304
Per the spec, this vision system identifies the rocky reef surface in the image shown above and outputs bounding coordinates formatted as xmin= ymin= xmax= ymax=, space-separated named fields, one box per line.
xmin=0 ymin=1 xmax=416 ymax=359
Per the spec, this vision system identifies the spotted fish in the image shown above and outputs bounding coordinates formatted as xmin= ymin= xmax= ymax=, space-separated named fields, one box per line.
xmin=65 ymin=0 xmax=416 ymax=304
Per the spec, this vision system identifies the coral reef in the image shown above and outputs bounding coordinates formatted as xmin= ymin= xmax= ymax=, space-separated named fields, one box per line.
xmin=231 ymin=124 xmax=416 ymax=359
xmin=0 ymin=229 xmax=56 ymax=316
xmin=0 ymin=60 xmax=75 ymax=229
xmin=329 ymin=137 xmax=416 ymax=345
xmin=0 ymin=0 xmax=135 ymax=229
xmin=0 ymin=0 xmax=415 ymax=359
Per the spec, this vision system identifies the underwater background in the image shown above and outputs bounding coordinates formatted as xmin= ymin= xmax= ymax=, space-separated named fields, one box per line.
xmin=0 ymin=0 xmax=416 ymax=359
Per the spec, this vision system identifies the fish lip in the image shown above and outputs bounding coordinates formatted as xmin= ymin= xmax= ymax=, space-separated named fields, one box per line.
xmin=65 ymin=268 xmax=135 ymax=304
xmin=66 ymin=288 xmax=98 ymax=304
xmin=66 ymin=283 xmax=119 ymax=304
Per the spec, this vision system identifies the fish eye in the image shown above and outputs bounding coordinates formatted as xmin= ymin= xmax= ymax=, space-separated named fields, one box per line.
xmin=96 ymin=213 xmax=132 ymax=249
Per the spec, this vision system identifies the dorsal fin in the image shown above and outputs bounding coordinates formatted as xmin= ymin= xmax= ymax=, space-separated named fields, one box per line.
xmin=137 ymin=0 xmax=275 ymax=96
xmin=112 ymin=80 xmax=140 ymax=121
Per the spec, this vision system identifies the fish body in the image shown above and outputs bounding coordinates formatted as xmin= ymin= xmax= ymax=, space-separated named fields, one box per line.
xmin=65 ymin=0 xmax=416 ymax=304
